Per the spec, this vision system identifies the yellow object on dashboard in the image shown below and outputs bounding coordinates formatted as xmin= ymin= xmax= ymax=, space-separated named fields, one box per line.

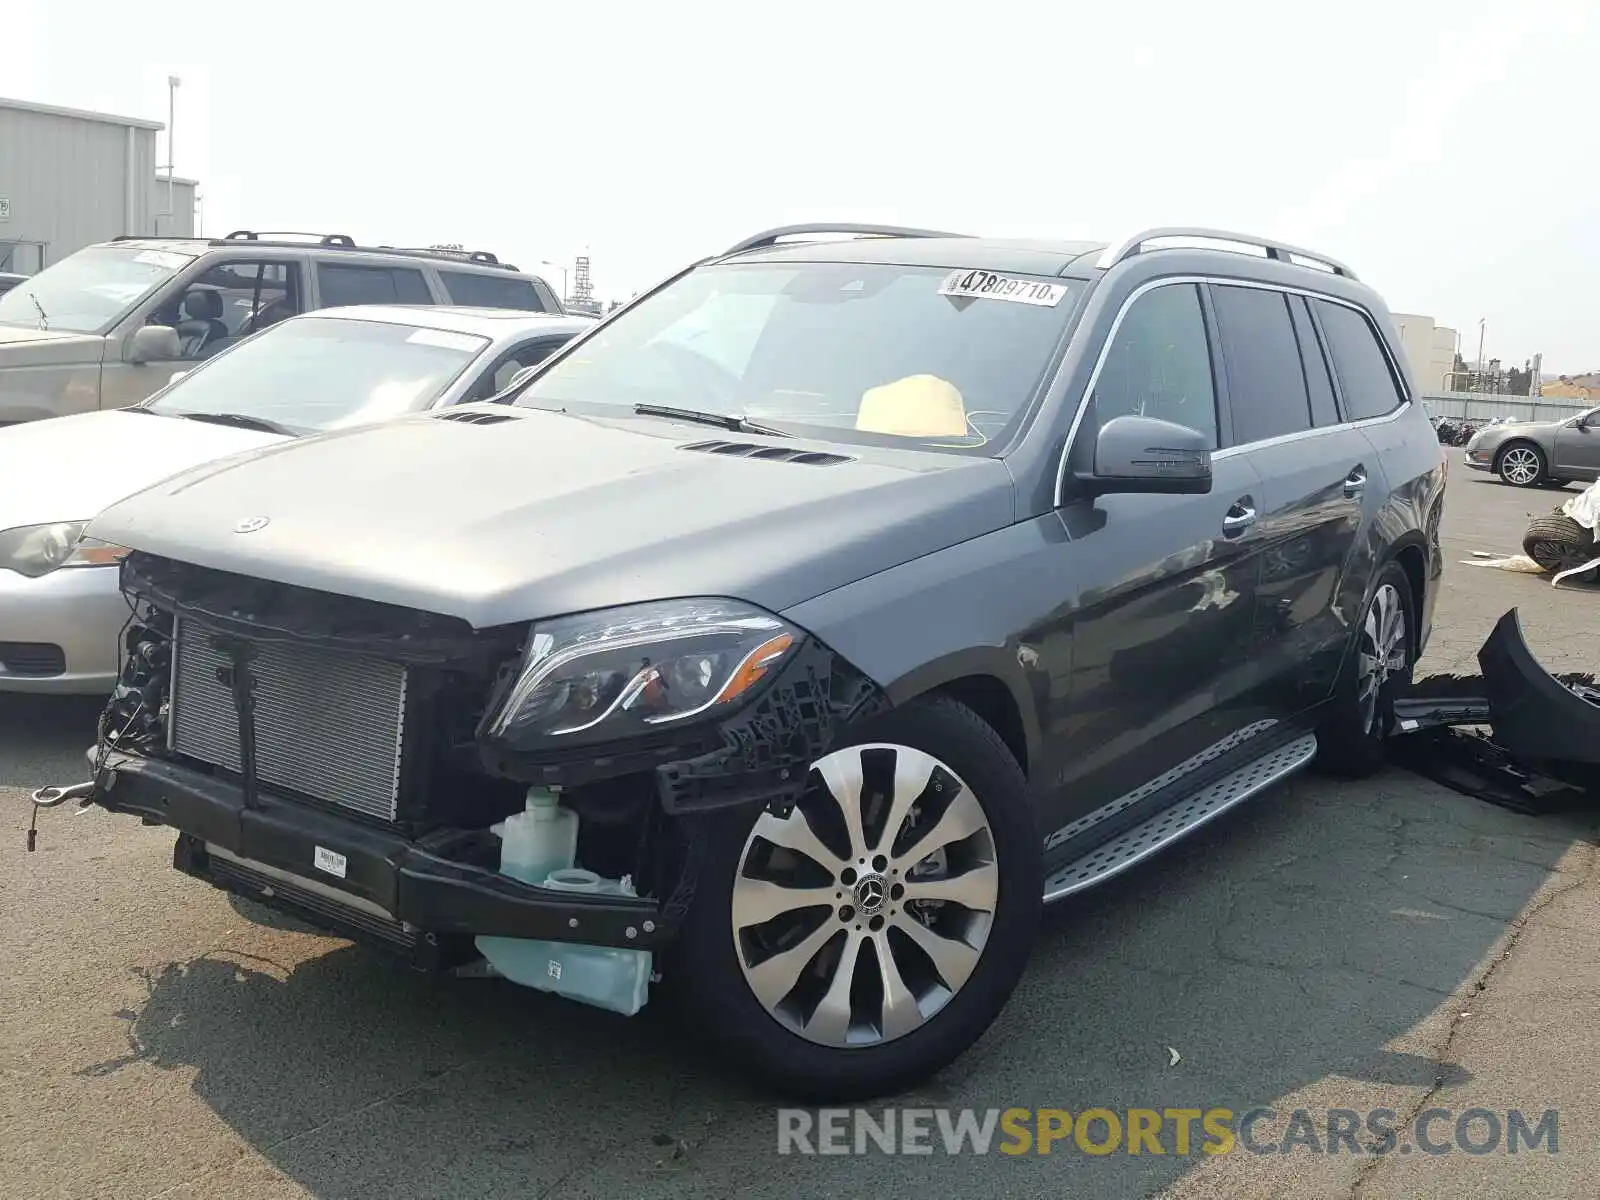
xmin=855 ymin=374 xmax=968 ymax=438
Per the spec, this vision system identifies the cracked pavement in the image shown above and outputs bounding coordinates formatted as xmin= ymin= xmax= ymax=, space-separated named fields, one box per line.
xmin=3 ymin=473 xmax=1597 ymax=1199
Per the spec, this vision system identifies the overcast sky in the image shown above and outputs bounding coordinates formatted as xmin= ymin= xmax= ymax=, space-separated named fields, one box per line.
xmin=10 ymin=0 xmax=1597 ymax=371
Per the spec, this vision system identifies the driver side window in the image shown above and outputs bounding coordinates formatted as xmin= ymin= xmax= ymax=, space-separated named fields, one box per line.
xmin=1091 ymin=283 xmax=1219 ymax=448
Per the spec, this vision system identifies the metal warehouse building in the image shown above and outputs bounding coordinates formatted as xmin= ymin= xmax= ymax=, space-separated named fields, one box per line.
xmin=0 ymin=96 xmax=196 ymax=275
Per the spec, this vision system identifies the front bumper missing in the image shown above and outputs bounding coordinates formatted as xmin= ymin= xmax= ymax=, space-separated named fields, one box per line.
xmin=90 ymin=749 xmax=679 ymax=953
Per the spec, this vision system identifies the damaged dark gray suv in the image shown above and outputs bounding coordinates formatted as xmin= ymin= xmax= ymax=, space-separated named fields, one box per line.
xmin=62 ymin=223 xmax=1446 ymax=1100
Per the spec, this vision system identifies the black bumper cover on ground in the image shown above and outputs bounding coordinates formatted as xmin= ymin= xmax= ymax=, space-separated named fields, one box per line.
xmin=92 ymin=750 xmax=679 ymax=952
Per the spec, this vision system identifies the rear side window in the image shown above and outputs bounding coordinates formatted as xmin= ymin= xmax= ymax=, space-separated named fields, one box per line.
xmin=317 ymin=264 xmax=433 ymax=308
xmin=438 ymin=270 xmax=552 ymax=312
xmin=1313 ymin=300 xmax=1407 ymax=421
xmin=1091 ymin=282 xmax=1219 ymax=448
xmin=1288 ymin=296 xmax=1341 ymax=427
xmin=1210 ymin=284 xmax=1312 ymax=446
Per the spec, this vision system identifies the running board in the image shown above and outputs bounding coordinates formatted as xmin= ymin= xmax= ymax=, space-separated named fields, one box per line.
xmin=1042 ymin=732 xmax=1319 ymax=903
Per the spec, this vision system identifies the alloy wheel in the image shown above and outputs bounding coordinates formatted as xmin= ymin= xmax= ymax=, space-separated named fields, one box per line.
xmin=730 ymin=743 xmax=999 ymax=1049
xmin=1357 ymin=583 xmax=1408 ymax=736
xmin=1499 ymin=446 xmax=1541 ymax=485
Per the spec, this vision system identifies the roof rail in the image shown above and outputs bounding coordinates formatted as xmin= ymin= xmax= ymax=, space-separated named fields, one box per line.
xmin=1095 ymin=227 xmax=1358 ymax=280
xmin=376 ymin=245 xmax=506 ymax=267
xmin=722 ymin=222 xmax=970 ymax=257
xmin=110 ymin=234 xmax=204 ymax=243
xmin=224 ymin=230 xmax=357 ymax=247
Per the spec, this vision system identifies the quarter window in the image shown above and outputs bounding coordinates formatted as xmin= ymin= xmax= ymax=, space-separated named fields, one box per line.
xmin=1090 ymin=283 xmax=1218 ymax=448
xmin=438 ymin=270 xmax=553 ymax=312
xmin=1210 ymin=284 xmax=1313 ymax=446
xmin=1313 ymin=299 xmax=1407 ymax=421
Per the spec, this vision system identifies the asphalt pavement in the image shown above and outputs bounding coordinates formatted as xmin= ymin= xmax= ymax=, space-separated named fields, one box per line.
xmin=3 ymin=469 xmax=1597 ymax=1200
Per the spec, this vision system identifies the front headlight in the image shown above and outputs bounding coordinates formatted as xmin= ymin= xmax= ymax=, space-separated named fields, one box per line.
xmin=485 ymin=598 xmax=802 ymax=750
xmin=0 ymin=522 xmax=131 ymax=578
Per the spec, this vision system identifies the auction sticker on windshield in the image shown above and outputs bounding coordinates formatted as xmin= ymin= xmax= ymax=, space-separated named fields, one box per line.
xmin=938 ymin=270 xmax=1068 ymax=307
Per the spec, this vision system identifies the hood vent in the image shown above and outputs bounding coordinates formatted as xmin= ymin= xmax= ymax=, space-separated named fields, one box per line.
xmin=434 ymin=409 xmax=519 ymax=426
xmin=680 ymin=439 xmax=853 ymax=467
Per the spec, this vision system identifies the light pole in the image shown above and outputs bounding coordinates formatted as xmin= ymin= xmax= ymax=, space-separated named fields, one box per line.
xmin=164 ymin=75 xmax=181 ymax=234
xmin=1475 ymin=318 xmax=1486 ymax=390
xmin=534 ymin=259 xmax=569 ymax=302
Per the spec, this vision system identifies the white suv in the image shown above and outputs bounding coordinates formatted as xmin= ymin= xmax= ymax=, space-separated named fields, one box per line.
xmin=0 ymin=230 xmax=566 ymax=424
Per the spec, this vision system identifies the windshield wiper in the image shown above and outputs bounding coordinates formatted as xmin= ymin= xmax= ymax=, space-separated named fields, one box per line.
xmin=27 ymin=292 xmax=47 ymax=332
xmin=633 ymin=403 xmax=790 ymax=437
xmin=173 ymin=411 xmax=295 ymax=436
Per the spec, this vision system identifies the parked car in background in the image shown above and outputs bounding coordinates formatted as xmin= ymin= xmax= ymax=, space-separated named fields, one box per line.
xmin=72 ymin=223 xmax=1443 ymax=1100
xmin=0 ymin=272 xmax=26 ymax=297
xmin=0 ymin=231 xmax=567 ymax=425
xmin=0 ymin=304 xmax=593 ymax=692
xmin=1463 ymin=405 xmax=1600 ymax=487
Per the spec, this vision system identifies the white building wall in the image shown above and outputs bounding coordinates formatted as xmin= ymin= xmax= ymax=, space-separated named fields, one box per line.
xmin=0 ymin=96 xmax=195 ymax=272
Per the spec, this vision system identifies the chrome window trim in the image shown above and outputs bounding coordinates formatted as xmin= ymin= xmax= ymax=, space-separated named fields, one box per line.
xmin=1051 ymin=274 xmax=1414 ymax=506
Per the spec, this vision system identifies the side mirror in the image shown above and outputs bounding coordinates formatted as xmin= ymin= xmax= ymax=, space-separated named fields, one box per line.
xmin=506 ymin=365 xmax=539 ymax=391
xmin=1078 ymin=414 xmax=1213 ymax=497
xmin=128 ymin=324 xmax=181 ymax=365
xmin=168 ymin=370 xmax=190 ymax=384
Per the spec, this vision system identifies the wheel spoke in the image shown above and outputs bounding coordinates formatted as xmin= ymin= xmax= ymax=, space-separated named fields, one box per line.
xmin=750 ymin=808 xmax=844 ymax=875
xmin=875 ymin=747 xmax=938 ymax=858
xmin=744 ymin=921 xmax=837 ymax=1011
xmin=898 ymin=785 xmax=987 ymax=868
xmin=803 ymin=931 xmax=864 ymax=1044
xmin=872 ymin=934 xmax=925 ymax=1040
xmin=903 ymin=860 xmax=999 ymax=912
xmin=893 ymin=913 xmax=983 ymax=993
xmin=732 ymin=878 xmax=837 ymax=928
xmin=817 ymin=752 xmax=869 ymax=860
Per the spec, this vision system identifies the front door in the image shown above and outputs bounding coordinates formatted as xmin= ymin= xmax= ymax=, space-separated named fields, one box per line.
xmin=1036 ymin=281 xmax=1269 ymax=839
xmin=1551 ymin=408 xmax=1600 ymax=481
xmin=101 ymin=258 xmax=306 ymax=410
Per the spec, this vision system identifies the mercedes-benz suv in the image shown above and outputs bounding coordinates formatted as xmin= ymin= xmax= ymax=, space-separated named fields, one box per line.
xmin=61 ymin=223 xmax=1446 ymax=1101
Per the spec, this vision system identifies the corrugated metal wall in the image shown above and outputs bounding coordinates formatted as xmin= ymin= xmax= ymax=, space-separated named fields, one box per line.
xmin=1422 ymin=391 xmax=1591 ymax=422
xmin=0 ymin=102 xmax=193 ymax=270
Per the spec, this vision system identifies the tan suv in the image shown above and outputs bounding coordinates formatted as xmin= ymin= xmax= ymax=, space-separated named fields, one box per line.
xmin=0 ymin=231 xmax=565 ymax=424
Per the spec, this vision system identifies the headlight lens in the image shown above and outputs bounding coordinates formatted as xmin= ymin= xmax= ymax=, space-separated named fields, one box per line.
xmin=486 ymin=598 xmax=802 ymax=749
xmin=0 ymin=522 xmax=132 ymax=578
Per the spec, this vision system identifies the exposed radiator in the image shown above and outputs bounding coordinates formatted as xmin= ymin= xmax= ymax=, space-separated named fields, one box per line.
xmin=168 ymin=618 xmax=409 ymax=822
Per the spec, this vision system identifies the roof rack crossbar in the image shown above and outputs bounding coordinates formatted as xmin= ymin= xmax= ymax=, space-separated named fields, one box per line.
xmin=223 ymin=230 xmax=357 ymax=247
xmin=1096 ymin=226 xmax=1358 ymax=281
xmin=722 ymin=222 xmax=971 ymax=257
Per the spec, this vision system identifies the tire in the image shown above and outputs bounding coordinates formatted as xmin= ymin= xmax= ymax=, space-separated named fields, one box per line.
xmin=672 ymin=694 xmax=1042 ymax=1102
xmin=1495 ymin=441 xmax=1547 ymax=487
xmin=1315 ymin=561 xmax=1415 ymax=778
xmin=1523 ymin=514 xmax=1596 ymax=574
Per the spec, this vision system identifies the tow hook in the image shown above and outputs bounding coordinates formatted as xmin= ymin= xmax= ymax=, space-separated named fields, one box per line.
xmin=26 ymin=780 xmax=97 ymax=851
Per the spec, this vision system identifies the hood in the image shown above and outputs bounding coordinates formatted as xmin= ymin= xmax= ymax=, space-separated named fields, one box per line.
xmin=0 ymin=323 xmax=106 ymax=366
xmin=88 ymin=406 xmax=1017 ymax=627
xmin=0 ymin=410 xmax=286 ymax=530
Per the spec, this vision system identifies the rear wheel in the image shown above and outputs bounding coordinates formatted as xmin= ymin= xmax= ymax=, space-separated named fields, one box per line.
xmin=1496 ymin=442 xmax=1546 ymax=487
xmin=1523 ymin=514 xmax=1596 ymax=574
xmin=673 ymin=695 xmax=1041 ymax=1101
xmin=1315 ymin=562 xmax=1414 ymax=778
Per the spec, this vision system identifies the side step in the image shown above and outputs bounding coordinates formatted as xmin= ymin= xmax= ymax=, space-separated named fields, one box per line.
xmin=1042 ymin=732 xmax=1319 ymax=902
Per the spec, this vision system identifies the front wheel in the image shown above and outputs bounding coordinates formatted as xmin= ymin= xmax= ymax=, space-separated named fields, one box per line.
xmin=1315 ymin=562 xmax=1415 ymax=778
xmin=1496 ymin=442 xmax=1546 ymax=487
xmin=673 ymin=695 xmax=1041 ymax=1102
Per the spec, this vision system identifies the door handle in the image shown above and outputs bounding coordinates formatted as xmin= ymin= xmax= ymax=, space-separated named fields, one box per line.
xmin=1222 ymin=499 xmax=1257 ymax=536
xmin=1344 ymin=467 xmax=1367 ymax=498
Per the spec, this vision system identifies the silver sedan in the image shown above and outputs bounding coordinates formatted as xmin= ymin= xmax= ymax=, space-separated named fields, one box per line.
xmin=1463 ymin=405 xmax=1600 ymax=487
xmin=0 ymin=304 xmax=594 ymax=693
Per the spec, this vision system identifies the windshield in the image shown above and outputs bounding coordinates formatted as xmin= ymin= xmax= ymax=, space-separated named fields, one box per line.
xmin=0 ymin=246 xmax=195 ymax=334
xmin=146 ymin=316 xmax=490 ymax=433
xmin=515 ymin=261 xmax=1083 ymax=452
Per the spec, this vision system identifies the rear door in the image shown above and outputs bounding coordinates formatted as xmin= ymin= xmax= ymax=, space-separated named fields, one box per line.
xmin=1208 ymin=283 xmax=1378 ymax=716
